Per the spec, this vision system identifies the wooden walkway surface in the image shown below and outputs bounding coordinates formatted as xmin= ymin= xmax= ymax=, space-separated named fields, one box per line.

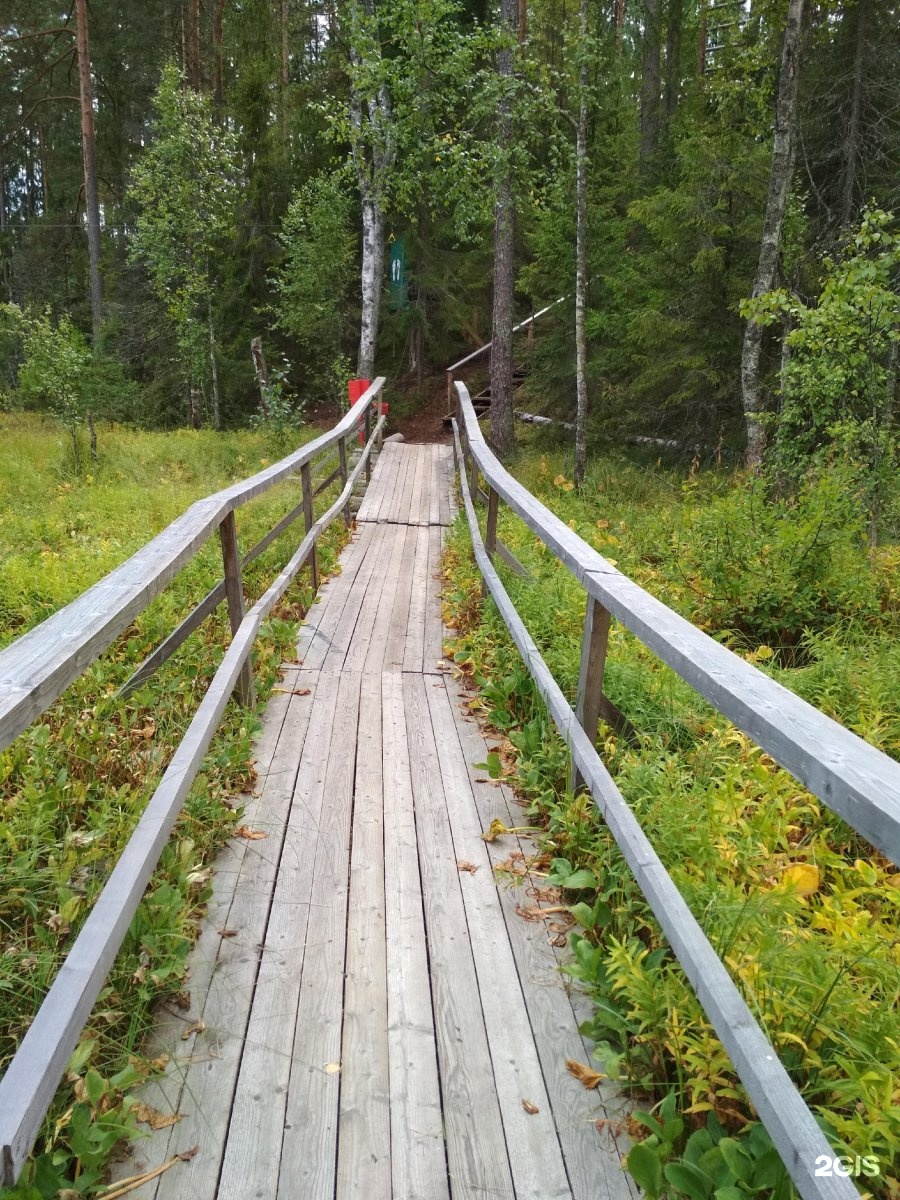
xmin=116 ymin=442 xmax=634 ymax=1200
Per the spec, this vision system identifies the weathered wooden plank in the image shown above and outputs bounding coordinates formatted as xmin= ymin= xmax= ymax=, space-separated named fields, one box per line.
xmin=0 ymin=379 xmax=386 ymax=755
xmin=344 ymin=525 xmax=405 ymax=674
xmin=407 ymin=443 xmax=427 ymax=527
xmin=422 ymin=524 xmax=445 ymax=671
xmin=276 ymin=671 xmax=362 ymax=1200
xmin=298 ymin=524 xmax=381 ymax=670
xmin=382 ymin=524 xmax=418 ymax=671
xmin=403 ymin=673 xmax=515 ymax=1200
xmin=336 ymin=673 xmax=390 ymax=1200
xmin=381 ymin=672 xmax=449 ymax=1200
xmin=446 ymin=685 xmax=637 ymax=1200
xmin=452 ymin=430 xmax=861 ymax=1200
xmin=369 ymin=441 xmax=400 ymax=524
xmin=429 ymin=444 xmax=441 ymax=527
xmin=214 ymin=679 xmax=345 ymax=1200
xmin=119 ymin=676 xmax=321 ymax=1200
xmin=423 ymin=676 xmax=572 ymax=1200
xmin=401 ymin=526 xmax=431 ymax=674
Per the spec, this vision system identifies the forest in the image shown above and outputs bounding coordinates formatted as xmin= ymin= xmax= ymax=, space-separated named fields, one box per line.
xmin=0 ymin=0 xmax=899 ymax=1197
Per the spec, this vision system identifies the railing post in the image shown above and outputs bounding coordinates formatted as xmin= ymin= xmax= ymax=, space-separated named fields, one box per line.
xmin=300 ymin=461 xmax=319 ymax=592
xmin=338 ymin=434 xmax=351 ymax=526
xmin=218 ymin=511 xmax=255 ymax=707
xmin=447 ymin=370 xmax=454 ymax=411
xmin=468 ymin=444 xmax=479 ymax=504
xmin=364 ymin=404 xmax=372 ymax=483
xmin=569 ymin=595 xmax=611 ymax=791
xmin=482 ymin=486 xmax=499 ymax=599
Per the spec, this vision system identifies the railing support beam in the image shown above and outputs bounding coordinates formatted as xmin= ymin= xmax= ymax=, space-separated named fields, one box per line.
xmin=338 ymin=435 xmax=351 ymax=526
xmin=569 ymin=595 xmax=611 ymax=792
xmin=482 ymin=486 xmax=499 ymax=599
xmin=219 ymin=512 xmax=255 ymax=707
xmin=301 ymin=461 xmax=318 ymax=592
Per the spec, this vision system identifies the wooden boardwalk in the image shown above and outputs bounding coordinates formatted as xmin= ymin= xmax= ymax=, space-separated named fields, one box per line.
xmin=116 ymin=443 xmax=634 ymax=1200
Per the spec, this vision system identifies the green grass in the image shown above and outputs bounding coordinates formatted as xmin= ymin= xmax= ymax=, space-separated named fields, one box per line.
xmin=442 ymin=434 xmax=900 ymax=1199
xmin=0 ymin=414 xmax=350 ymax=1197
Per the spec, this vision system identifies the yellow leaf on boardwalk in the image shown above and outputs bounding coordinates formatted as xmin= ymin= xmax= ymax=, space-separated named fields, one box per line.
xmin=566 ymin=1059 xmax=605 ymax=1089
xmin=781 ymin=864 xmax=820 ymax=896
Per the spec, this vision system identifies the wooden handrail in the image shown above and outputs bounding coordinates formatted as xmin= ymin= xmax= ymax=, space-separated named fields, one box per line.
xmin=445 ymin=297 xmax=567 ymax=404
xmin=0 ymin=379 xmax=386 ymax=754
xmin=455 ymin=382 xmax=900 ymax=863
xmin=450 ymin=396 xmax=888 ymax=1200
xmin=0 ymin=400 xmax=387 ymax=1185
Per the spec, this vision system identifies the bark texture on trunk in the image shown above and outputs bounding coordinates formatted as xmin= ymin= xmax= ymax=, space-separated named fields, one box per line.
xmin=76 ymin=0 xmax=103 ymax=343
xmin=490 ymin=0 xmax=519 ymax=460
xmin=518 ymin=0 xmax=527 ymax=44
xmin=616 ymin=0 xmax=626 ymax=51
xmin=358 ymin=194 xmax=385 ymax=379
xmin=640 ymin=0 xmax=662 ymax=168
xmin=840 ymin=0 xmax=867 ymax=227
xmin=740 ymin=0 xmax=805 ymax=468
xmin=664 ymin=0 xmax=683 ymax=120
xmin=213 ymin=0 xmax=226 ymax=108
xmin=186 ymin=0 xmax=201 ymax=90
xmin=574 ymin=0 xmax=589 ymax=487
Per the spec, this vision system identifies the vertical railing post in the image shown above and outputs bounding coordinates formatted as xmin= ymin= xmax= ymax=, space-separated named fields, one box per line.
xmin=569 ymin=595 xmax=611 ymax=791
xmin=364 ymin=404 xmax=372 ymax=484
xmin=468 ymin=443 xmax=479 ymax=504
xmin=218 ymin=511 xmax=255 ymax=707
xmin=447 ymin=370 xmax=454 ymax=412
xmin=338 ymin=435 xmax=351 ymax=526
xmin=300 ymin=461 xmax=318 ymax=592
xmin=482 ymin=486 xmax=499 ymax=599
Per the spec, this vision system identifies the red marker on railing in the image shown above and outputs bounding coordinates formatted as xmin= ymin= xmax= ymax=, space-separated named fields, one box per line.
xmin=349 ymin=379 xmax=387 ymax=444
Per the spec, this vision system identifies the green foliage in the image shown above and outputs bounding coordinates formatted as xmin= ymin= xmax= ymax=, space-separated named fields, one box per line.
xmin=441 ymin=438 xmax=900 ymax=1198
xmin=127 ymin=63 xmax=239 ymax=403
xmin=743 ymin=208 xmax=899 ymax=527
xmin=270 ymin=173 xmax=356 ymax=405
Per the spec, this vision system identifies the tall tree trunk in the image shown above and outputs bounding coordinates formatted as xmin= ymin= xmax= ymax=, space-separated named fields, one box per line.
xmin=640 ymin=0 xmax=662 ymax=169
xmin=0 ymin=161 xmax=6 ymax=232
xmin=616 ymin=0 xmax=626 ymax=51
xmin=75 ymin=0 xmax=104 ymax=344
xmin=839 ymin=0 xmax=867 ymax=227
xmin=349 ymin=0 xmax=392 ymax=381
xmin=518 ymin=0 xmax=527 ymax=44
xmin=39 ymin=125 xmax=50 ymax=213
xmin=186 ymin=0 xmax=201 ymax=90
xmin=574 ymin=0 xmax=589 ymax=487
xmin=213 ymin=0 xmax=226 ymax=108
xmin=664 ymin=0 xmax=683 ymax=121
xmin=740 ymin=0 xmax=804 ymax=468
xmin=698 ymin=0 xmax=707 ymax=77
xmin=490 ymin=0 xmax=519 ymax=459
xmin=358 ymin=193 xmax=385 ymax=379
xmin=281 ymin=0 xmax=291 ymax=142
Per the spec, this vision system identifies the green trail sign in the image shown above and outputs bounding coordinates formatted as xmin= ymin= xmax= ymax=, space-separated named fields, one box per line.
xmin=389 ymin=236 xmax=409 ymax=310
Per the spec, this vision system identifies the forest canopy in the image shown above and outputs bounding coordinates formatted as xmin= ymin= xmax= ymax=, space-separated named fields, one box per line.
xmin=0 ymin=0 xmax=897 ymax=472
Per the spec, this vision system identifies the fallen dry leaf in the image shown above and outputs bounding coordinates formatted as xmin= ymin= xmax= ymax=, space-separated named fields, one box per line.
xmin=275 ymin=687 xmax=311 ymax=696
xmin=234 ymin=826 xmax=268 ymax=840
xmin=218 ymin=928 xmax=238 ymax=938
xmin=181 ymin=1019 xmax=205 ymax=1041
xmin=481 ymin=818 xmax=511 ymax=842
xmin=132 ymin=1103 xmax=183 ymax=1131
xmin=522 ymin=1099 xmax=540 ymax=1114
xmin=178 ymin=1146 xmax=200 ymax=1162
xmin=566 ymin=1060 xmax=605 ymax=1089
xmin=457 ymin=860 xmax=479 ymax=874
xmin=323 ymin=1062 xmax=341 ymax=1075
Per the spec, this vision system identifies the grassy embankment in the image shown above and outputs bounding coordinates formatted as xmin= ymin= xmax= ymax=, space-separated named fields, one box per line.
xmin=0 ymin=414 xmax=348 ymax=1197
xmin=442 ymin=437 xmax=899 ymax=1200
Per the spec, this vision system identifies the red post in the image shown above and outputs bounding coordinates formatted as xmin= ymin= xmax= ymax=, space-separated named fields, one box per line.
xmin=349 ymin=378 xmax=370 ymax=445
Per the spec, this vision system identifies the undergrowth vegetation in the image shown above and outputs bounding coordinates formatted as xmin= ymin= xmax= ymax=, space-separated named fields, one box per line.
xmin=0 ymin=414 xmax=348 ymax=1197
xmin=442 ymin=439 xmax=899 ymax=1200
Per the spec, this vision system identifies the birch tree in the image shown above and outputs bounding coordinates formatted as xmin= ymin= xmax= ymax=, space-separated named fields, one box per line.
xmin=740 ymin=0 xmax=805 ymax=468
